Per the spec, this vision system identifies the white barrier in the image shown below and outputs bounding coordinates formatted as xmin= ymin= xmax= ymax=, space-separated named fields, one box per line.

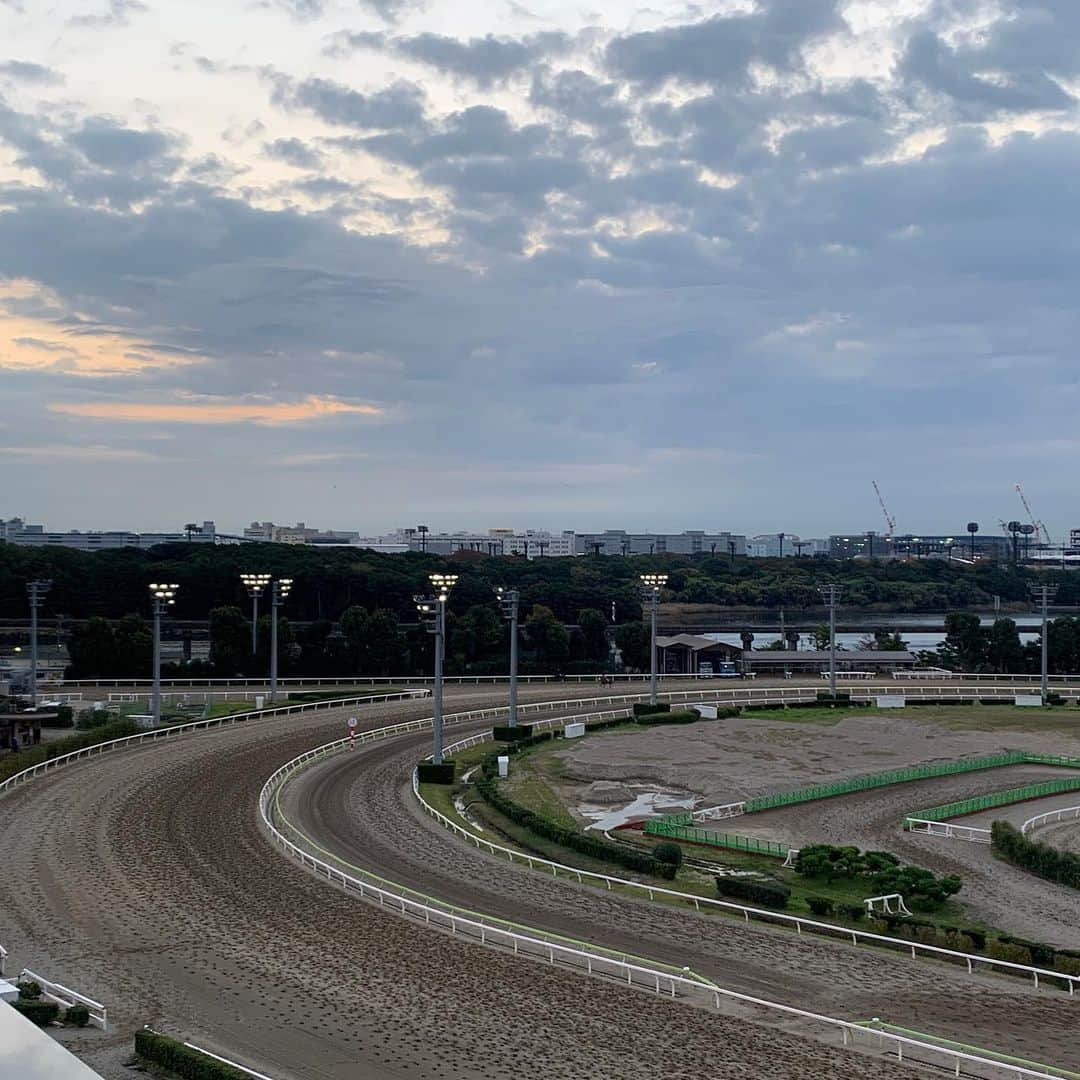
xmin=1022 ymin=805 xmax=1080 ymax=837
xmin=905 ymin=818 xmax=992 ymax=844
xmin=864 ymin=894 xmax=913 ymax=917
xmin=265 ymin=721 xmax=1076 ymax=1079
xmin=19 ymin=968 xmax=107 ymax=1030
xmin=0 ymin=942 xmax=6 ymax=977
xmin=182 ymin=1041 xmax=277 ymax=1079
xmin=692 ymin=801 xmax=747 ymax=821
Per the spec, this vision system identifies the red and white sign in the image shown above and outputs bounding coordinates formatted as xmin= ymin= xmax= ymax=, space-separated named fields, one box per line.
xmin=348 ymin=716 xmax=358 ymax=745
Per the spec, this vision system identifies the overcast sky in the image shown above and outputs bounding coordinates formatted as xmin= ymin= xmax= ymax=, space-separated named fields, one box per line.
xmin=1 ymin=0 xmax=1077 ymax=539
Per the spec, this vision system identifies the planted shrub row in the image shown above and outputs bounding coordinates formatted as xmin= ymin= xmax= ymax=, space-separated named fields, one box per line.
xmin=11 ymin=999 xmax=60 ymax=1025
xmin=714 ymin=875 xmax=790 ymax=909
xmin=636 ymin=709 xmax=703 ymax=726
xmin=632 ymin=702 xmax=670 ymax=716
xmin=991 ymin=820 xmax=1080 ymax=890
xmin=135 ymin=1029 xmax=254 ymax=1080
xmin=492 ymin=725 xmax=536 ymax=742
xmin=473 ymin=758 xmax=676 ymax=880
xmin=0 ymin=717 xmax=142 ymax=785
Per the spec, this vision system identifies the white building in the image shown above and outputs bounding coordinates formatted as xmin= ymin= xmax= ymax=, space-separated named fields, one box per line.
xmin=747 ymin=534 xmax=829 ymax=557
xmin=575 ymin=530 xmax=746 ymax=556
xmin=243 ymin=521 xmax=360 ymax=545
xmin=1 ymin=518 xmax=217 ymax=550
xmin=1070 ymin=529 xmax=1080 ymax=552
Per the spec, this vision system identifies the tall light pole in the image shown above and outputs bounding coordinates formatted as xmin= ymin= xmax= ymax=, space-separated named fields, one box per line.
xmin=416 ymin=573 xmax=457 ymax=764
xmin=149 ymin=583 xmax=178 ymax=725
xmin=25 ymin=580 xmax=52 ymax=708
xmin=269 ymin=577 xmax=293 ymax=703
xmin=1030 ymin=584 xmax=1059 ymax=700
xmin=818 ymin=583 xmax=841 ymax=697
xmin=640 ymin=573 xmax=668 ymax=705
xmin=240 ymin=573 xmax=271 ymax=654
xmin=495 ymin=586 xmax=520 ymax=728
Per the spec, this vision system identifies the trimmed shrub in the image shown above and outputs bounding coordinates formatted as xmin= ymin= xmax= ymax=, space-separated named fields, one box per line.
xmin=417 ymin=761 xmax=455 ymax=785
xmin=653 ymin=841 xmax=683 ymax=868
xmin=806 ymin=896 xmax=834 ymax=917
xmin=840 ymin=903 xmax=865 ymax=921
xmin=1046 ymin=692 xmax=1065 ymax=706
xmin=816 ymin=691 xmax=850 ymax=703
xmin=17 ymin=980 xmax=42 ymax=1000
xmin=65 ymin=1004 xmax=90 ymax=1027
xmin=11 ymin=999 xmax=60 ymax=1025
xmin=492 ymin=725 xmax=535 ymax=742
xmin=997 ymin=935 xmax=1056 ymax=967
xmin=632 ymin=702 xmax=670 ymax=716
xmin=992 ymin=820 xmax=1080 ymax=891
xmin=987 ymin=941 xmax=1033 ymax=965
xmin=636 ymin=709 xmax=702 ymax=726
xmin=135 ymin=1028 xmax=253 ymax=1079
xmin=714 ymin=875 xmax=790 ymax=909
xmin=41 ymin=705 xmax=75 ymax=728
xmin=1054 ymin=956 xmax=1080 ymax=976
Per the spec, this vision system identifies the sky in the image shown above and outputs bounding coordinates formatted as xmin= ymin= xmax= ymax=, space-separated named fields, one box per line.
xmin=1 ymin=0 xmax=1078 ymax=539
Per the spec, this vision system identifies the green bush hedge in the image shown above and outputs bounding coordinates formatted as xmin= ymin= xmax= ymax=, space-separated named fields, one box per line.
xmin=417 ymin=761 xmax=455 ymax=785
xmin=806 ymin=896 xmax=834 ymax=916
xmin=632 ymin=702 xmax=670 ymax=716
xmin=135 ymin=1029 xmax=255 ymax=1079
xmin=795 ymin=844 xmax=961 ymax=906
xmin=492 ymin=725 xmax=535 ymax=742
xmin=653 ymin=841 xmax=683 ymax=867
xmin=11 ymin=999 xmax=60 ymax=1025
xmin=714 ymin=875 xmax=790 ymax=908
xmin=636 ymin=709 xmax=702 ymax=726
xmin=473 ymin=759 xmax=675 ymax=880
xmin=65 ymin=1004 xmax=90 ymax=1027
xmin=1 ymin=717 xmax=141 ymax=784
xmin=992 ymin=820 xmax=1080 ymax=890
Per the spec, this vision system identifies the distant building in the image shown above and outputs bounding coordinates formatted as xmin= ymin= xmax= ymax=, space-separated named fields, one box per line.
xmin=575 ymin=530 xmax=746 ymax=556
xmin=1 ymin=518 xmax=217 ymax=550
xmin=746 ymin=534 xmax=829 ymax=558
xmin=743 ymin=650 xmax=917 ymax=674
xmin=243 ymin=521 xmax=360 ymax=545
xmin=1070 ymin=529 xmax=1080 ymax=552
xmin=656 ymin=635 xmax=743 ymax=674
xmin=829 ymin=532 xmax=1013 ymax=560
xmin=400 ymin=528 xmax=577 ymax=557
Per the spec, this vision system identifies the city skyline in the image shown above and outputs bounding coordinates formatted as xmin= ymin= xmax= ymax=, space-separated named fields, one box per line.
xmin=2 ymin=2 xmax=1078 ymax=534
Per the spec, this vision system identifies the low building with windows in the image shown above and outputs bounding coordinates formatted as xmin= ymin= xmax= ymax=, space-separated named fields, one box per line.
xmin=742 ymin=649 xmax=917 ymax=675
xmin=576 ymin=530 xmax=746 ymax=556
xmin=1 ymin=518 xmax=217 ymax=550
xmin=656 ymin=635 xmax=744 ymax=674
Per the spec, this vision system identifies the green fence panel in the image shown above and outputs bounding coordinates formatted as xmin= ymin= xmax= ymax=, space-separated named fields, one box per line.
xmin=905 ymin=775 xmax=1080 ymax=825
xmin=644 ymin=818 xmax=788 ymax=858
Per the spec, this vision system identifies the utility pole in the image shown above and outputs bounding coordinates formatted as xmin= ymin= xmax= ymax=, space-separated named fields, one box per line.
xmin=26 ymin=580 xmax=52 ymax=708
xmin=495 ymin=587 xmax=520 ymax=727
xmin=1030 ymin=584 xmax=1058 ymax=700
xmin=149 ymin=583 xmax=178 ymax=725
xmin=269 ymin=578 xmax=293 ymax=703
xmin=818 ymin=584 xmax=841 ymax=697
xmin=416 ymin=573 xmax=458 ymax=764
xmin=640 ymin=574 xmax=668 ymax=705
xmin=240 ymin=573 xmax=271 ymax=654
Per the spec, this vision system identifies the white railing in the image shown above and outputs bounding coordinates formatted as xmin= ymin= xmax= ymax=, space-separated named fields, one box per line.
xmin=409 ymin=729 xmax=1079 ymax=996
xmin=19 ymin=968 xmax=108 ymax=1030
xmin=905 ymin=818 xmax=992 ymax=844
xmin=182 ymin=1041 xmax=277 ymax=1079
xmin=0 ymin=942 xmax=6 ymax=977
xmin=264 ymin=722 xmax=1076 ymax=1080
xmin=692 ymin=801 xmax=746 ymax=821
xmin=1022 ymin=805 xmax=1080 ymax=837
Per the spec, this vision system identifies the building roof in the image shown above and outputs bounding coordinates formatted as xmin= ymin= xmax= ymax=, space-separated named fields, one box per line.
xmin=744 ymin=650 xmax=917 ymax=663
xmin=656 ymin=635 xmax=740 ymax=652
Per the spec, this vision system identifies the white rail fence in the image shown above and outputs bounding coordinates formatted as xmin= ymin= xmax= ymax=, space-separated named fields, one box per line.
xmin=264 ymin=722 xmax=1075 ymax=1080
xmin=411 ymin=727 xmax=1080 ymax=996
xmin=181 ymin=1041 xmax=277 ymax=1079
xmin=0 ymin=942 xmax=6 ymax=977
xmin=19 ymin=968 xmax=108 ymax=1030
xmin=905 ymin=818 xmax=992 ymax=844
xmin=1022 ymin=805 xmax=1080 ymax=837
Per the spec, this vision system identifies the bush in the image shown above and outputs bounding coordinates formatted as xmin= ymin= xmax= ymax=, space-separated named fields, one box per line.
xmin=632 ymin=702 xmax=670 ymax=716
xmin=11 ymin=999 xmax=60 ymax=1025
xmin=653 ymin=841 xmax=683 ymax=868
xmin=806 ymin=896 xmax=834 ymax=917
xmin=636 ymin=709 xmax=701 ymax=726
xmin=714 ymin=875 xmax=790 ymax=909
xmin=840 ymin=903 xmax=865 ymax=921
xmin=992 ymin=820 xmax=1080 ymax=891
xmin=1046 ymin=692 xmax=1064 ymax=706
xmin=136 ymin=1028 xmax=254 ymax=1079
xmin=1054 ymin=956 xmax=1080 ymax=976
xmin=65 ymin=1004 xmax=90 ymax=1027
xmin=491 ymin=725 xmax=535 ymax=742
xmin=987 ymin=940 xmax=1033 ymax=965
xmin=997 ymin=934 xmax=1056 ymax=966
xmin=796 ymin=843 xmax=961 ymax=905
xmin=473 ymin=757 xmax=675 ymax=880
xmin=417 ymin=761 xmax=455 ymax=785
xmin=17 ymin=980 xmax=42 ymax=1000
xmin=40 ymin=704 xmax=75 ymax=728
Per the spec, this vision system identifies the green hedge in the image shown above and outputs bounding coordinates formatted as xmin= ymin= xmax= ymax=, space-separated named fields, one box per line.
xmin=714 ymin=875 xmax=790 ymax=908
xmin=11 ymin=999 xmax=60 ymax=1025
xmin=632 ymin=702 xmax=670 ymax=716
xmin=492 ymin=724 xmax=535 ymax=742
xmin=135 ymin=1029 xmax=254 ymax=1079
xmin=636 ymin=709 xmax=702 ymax=726
xmin=417 ymin=761 xmax=455 ymax=785
xmin=992 ymin=820 xmax=1080 ymax=890
xmin=0 ymin=718 xmax=141 ymax=784
xmin=473 ymin=758 xmax=675 ymax=880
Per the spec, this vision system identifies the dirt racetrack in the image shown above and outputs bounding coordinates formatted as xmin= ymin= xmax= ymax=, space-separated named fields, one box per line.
xmin=281 ymin=716 xmax=1080 ymax=1073
xmin=0 ymin=684 xmax=930 ymax=1080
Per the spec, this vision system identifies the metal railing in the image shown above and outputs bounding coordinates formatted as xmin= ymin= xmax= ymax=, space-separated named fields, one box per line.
xmin=19 ymin=968 xmax=107 ymax=1030
xmin=264 ymin=720 xmax=1077 ymax=1079
xmin=1022 ymin=805 xmax=1080 ymax=837
xmin=905 ymin=819 xmax=992 ymax=843
xmin=643 ymin=818 xmax=788 ymax=856
xmin=0 ymin=942 xmax=6 ymax=977
xmin=905 ymin=777 xmax=1080 ymax=831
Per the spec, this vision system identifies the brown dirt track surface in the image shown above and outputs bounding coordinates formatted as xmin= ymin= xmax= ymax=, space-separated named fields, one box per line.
xmin=0 ymin=685 xmax=928 ymax=1080
xmin=282 ymin=715 xmax=1080 ymax=1075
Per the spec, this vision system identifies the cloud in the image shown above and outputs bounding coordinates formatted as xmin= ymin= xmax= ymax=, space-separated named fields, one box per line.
xmin=49 ymin=394 xmax=384 ymax=425
xmin=69 ymin=0 xmax=148 ymax=29
xmin=0 ymin=443 xmax=158 ymax=460
xmin=272 ymin=75 xmax=427 ymax=131
xmin=263 ymin=136 xmax=324 ymax=168
xmin=0 ymin=61 xmax=63 ymax=85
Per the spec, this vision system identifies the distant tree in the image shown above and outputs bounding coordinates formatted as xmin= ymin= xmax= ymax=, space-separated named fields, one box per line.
xmin=208 ymin=606 xmax=251 ymax=676
xmin=987 ymin=618 xmax=1024 ymax=674
xmin=811 ymin=624 xmax=832 ymax=651
xmin=614 ymin=622 xmax=650 ymax=671
xmin=576 ymin=608 xmax=610 ymax=664
xmin=937 ymin=612 xmax=988 ymax=672
xmin=67 ymin=617 xmax=117 ymax=677
xmin=112 ymin=615 xmax=152 ymax=676
xmin=525 ymin=605 xmax=570 ymax=670
xmin=857 ymin=629 xmax=908 ymax=651
xmin=341 ymin=606 xmax=405 ymax=675
xmin=1046 ymin=617 xmax=1080 ymax=675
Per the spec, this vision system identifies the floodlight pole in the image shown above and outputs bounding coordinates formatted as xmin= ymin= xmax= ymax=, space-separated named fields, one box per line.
xmin=496 ymin=588 xmax=520 ymax=727
xmin=819 ymin=584 xmax=841 ymax=697
xmin=268 ymin=578 xmax=293 ymax=703
xmin=640 ymin=574 xmax=668 ymax=705
xmin=26 ymin=580 xmax=51 ymax=709
xmin=1031 ymin=584 xmax=1058 ymax=700
xmin=419 ymin=573 xmax=458 ymax=765
xmin=149 ymin=584 xmax=179 ymax=725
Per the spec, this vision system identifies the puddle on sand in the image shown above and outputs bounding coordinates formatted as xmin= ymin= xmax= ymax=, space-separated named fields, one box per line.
xmin=580 ymin=790 xmax=696 ymax=832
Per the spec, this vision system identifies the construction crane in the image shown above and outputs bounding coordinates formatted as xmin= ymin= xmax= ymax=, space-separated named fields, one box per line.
xmin=872 ymin=481 xmax=896 ymax=544
xmin=1015 ymin=484 xmax=1053 ymax=546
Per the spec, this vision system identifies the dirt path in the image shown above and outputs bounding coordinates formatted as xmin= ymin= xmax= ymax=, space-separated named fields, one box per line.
xmin=282 ymin=727 xmax=1080 ymax=1071
xmin=0 ymin=685 xmax=920 ymax=1080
